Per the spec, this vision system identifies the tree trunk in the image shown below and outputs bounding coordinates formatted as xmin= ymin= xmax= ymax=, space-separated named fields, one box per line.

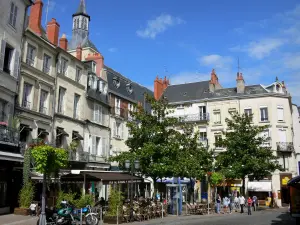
xmin=39 ymin=174 xmax=47 ymax=225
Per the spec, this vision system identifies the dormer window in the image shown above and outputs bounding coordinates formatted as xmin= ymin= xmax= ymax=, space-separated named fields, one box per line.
xmin=92 ymin=62 xmax=96 ymax=73
xmin=113 ymin=77 xmax=120 ymax=88
xmin=126 ymin=83 xmax=133 ymax=94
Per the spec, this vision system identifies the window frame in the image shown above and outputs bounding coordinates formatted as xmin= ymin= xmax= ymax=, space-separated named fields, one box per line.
xmin=9 ymin=2 xmax=18 ymax=28
xmin=277 ymin=106 xmax=284 ymax=122
xmin=75 ymin=66 xmax=82 ymax=82
xmin=260 ymin=107 xmax=269 ymax=122
xmin=213 ymin=111 xmax=221 ymax=124
xmin=43 ymin=54 xmax=51 ymax=74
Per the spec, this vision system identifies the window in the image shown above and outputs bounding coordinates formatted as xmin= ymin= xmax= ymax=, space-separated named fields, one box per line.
xmin=92 ymin=77 xmax=98 ymax=90
xmin=75 ymin=66 xmax=82 ymax=82
xmin=260 ymin=129 xmax=270 ymax=146
xmin=128 ymin=103 xmax=134 ymax=120
xmin=113 ymin=121 xmax=123 ymax=139
xmin=91 ymin=136 xmax=101 ymax=156
xmin=43 ymin=54 xmax=51 ymax=74
xmin=26 ymin=44 xmax=36 ymax=66
xmin=199 ymin=106 xmax=207 ymax=120
xmin=0 ymin=100 xmax=7 ymax=122
xmin=115 ymin=98 xmax=121 ymax=115
xmin=113 ymin=77 xmax=120 ymax=88
xmin=58 ymin=87 xmax=66 ymax=114
xmin=200 ymin=132 xmax=207 ymax=142
xmin=9 ymin=2 xmax=18 ymax=28
xmin=58 ymin=57 xmax=68 ymax=75
xmin=76 ymin=18 xmax=79 ymax=29
xmin=92 ymin=62 xmax=96 ymax=73
xmin=214 ymin=111 xmax=221 ymax=124
xmin=39 ymin=90 xmax=48 ymax=114
xmin=73 ymin=94 xmax=80 ymax=119
xmin=22 ymin=83 xmax=32 ymax=109
xmin=37 ymin=128 xmax=48 ymax=142
xmin=260 ymin=107 xmax=269 ymax=122
xmin=244 ymin=108 xmax=252 ymax=116
xmin=126 ymin=83 xmax=133 ymax=94
xmin=277 ymin=106 xmax=284 ymax=122
xmin=215 ymin=134 xmax=222 ymax=148
xmin=93 ymin=103 xmax=102 ymax=123
xmin=2 ymin=43 xmax=14 ymax=74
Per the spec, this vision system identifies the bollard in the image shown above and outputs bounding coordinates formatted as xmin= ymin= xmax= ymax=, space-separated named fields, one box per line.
xmin=99 ymin=207 xmax=103 ymax=225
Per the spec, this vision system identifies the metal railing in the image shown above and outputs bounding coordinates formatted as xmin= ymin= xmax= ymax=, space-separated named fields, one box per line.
xmin=22 ymin=100 xmax=31 ymax=109
xmin=0 ymin=126 xmax=19 ymax=145
xmin=26 ymin=57 xmax=34 ymax=67
xmin=39 ymin=106 xmax=47 ymax=114
xmin=88 ymin=153 xmax=108 ymax=162
xmin=43 ymin=66 xmax=50 ymax=74
xmin=173 ymin=113 xmax=210 ymax=122
xmin=276 ymin=142 xmax=294 ymax=152
xmin=69 ymin=151 xmax=89 ymax=162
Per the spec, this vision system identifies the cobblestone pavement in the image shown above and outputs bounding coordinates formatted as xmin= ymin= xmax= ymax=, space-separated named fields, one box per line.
xmin=0 ymin=207 xmax=292 ymax=225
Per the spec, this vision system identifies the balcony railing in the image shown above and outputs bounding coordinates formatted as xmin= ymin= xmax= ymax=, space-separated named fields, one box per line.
xmin=69 ymin=151 xmax=89 ymax=162
xmin=276 ymin=142 xmax=294 ymax=152
xmin=173 ymin=113 xmax=210 ymax=122
xmin=39 ymin=106 xmax=47 ymax=114
xmin=89 ymin=154 xmax=107 ymax=162
xmin=0 ymin=126 xmax=19 ymax=146
xmin=26 ymin=58 xmax=34 ymax=67
xmin=22 ymin=100 xmax=31 ymax=109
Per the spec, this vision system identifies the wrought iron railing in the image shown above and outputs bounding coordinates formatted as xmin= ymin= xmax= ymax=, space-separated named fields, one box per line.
xmin=88 ymin=154 xmax=107 ymax=162
xmin=0 ymin=126 xmax=19 ymax=145
xmin=39 ymin=106 xmax=47 ymax=114
xmin=173 ymin=113 xmax=210 ymax=122
xmin=22 ymin=100 xmax=31 ymax=109
xmin=69 ymin=151 xmax=89 ymax=162
xmin=276 ymin=142 xmax=294 ymax=152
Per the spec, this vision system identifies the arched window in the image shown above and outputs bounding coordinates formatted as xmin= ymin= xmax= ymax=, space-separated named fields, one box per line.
xmin=83 ymin=18 xmax=87 ymax=30
xmin=81 ymin=18 xmax=84 ymax=29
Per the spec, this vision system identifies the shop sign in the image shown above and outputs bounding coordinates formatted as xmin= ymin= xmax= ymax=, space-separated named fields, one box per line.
xmin=282 ymin=177 xmax=291 ymax=186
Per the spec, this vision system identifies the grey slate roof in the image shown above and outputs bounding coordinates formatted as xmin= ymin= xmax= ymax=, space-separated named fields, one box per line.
xmin=104 ymin=65 xmax=153 ymax=112
xmin=72 ymin=0 xmax=90 ymax=19
xmin=163 ymin=81 xmax=268 ymax=103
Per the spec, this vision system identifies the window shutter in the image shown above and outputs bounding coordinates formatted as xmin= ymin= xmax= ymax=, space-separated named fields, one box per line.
xmin=113 ymin=121 xmax=116 ymax=137
xmin=13 ymin=50 xmax=19 ymax=78
xmin=92 ymin=136 xmax=96 ymax=155
xmin=57 ymin=58 xmax=61 ymax=74
xmin=97 ymin=138 xmax=101 ymax=156
xmin=84 ymin=133 xmax=89 ymax=152
xmin=277 ymin=107 xmax=284 ymax=121
xmin=121 ymin=123 xmax=124 ymax=139
xmin=13 ymin=5 xmax=18 ymax=27
xmin=0 ymin=39 xmax=6 ymax=71
xmin=102 ymin=137 xmax=106 ymax=157
xmin=99 ymin=105 xmax=103 ymax=124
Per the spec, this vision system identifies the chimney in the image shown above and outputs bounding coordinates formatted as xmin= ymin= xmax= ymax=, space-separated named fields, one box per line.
xmin=46 ymin=18 xmax=60 ymax=46
xmin=76 ymin=45 xmax=82 ymax=61
xmin=236 ymin=72 xmax=245 ymax=94
xmin=209 ymin=69 xmax=220 ymax=92
xmin=59 ymin=34 xmax=68 ymax=51
xmin=154 ymin=76 xmax=169 ymax=100
xmin=29 ymin=0 xmax=43 ymax=35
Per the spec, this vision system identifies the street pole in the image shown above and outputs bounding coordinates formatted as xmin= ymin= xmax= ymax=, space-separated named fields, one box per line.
xmin=130 ymin=165 xmax=134 ymax=221
xmin=39 ymin=174 xmax=46 ymax=225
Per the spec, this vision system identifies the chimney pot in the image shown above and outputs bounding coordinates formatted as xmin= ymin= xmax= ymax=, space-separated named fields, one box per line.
xmin=59 ymin=34 xmax=68 ymax=51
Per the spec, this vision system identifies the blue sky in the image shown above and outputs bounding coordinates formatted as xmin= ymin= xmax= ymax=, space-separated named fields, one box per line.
xmin=42 ymin=0 xmax=300 ymax=104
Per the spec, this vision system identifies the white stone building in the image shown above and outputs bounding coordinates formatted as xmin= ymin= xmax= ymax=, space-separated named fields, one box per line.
xmin=155 ymin=69 xmax=295 ymax=207
xmin=292 ymin=104 xmax=300 ymax=175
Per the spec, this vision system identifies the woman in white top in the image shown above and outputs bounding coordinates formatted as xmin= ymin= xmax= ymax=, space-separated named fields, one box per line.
xmin=239 ymin=195 xmax=245 ymax=213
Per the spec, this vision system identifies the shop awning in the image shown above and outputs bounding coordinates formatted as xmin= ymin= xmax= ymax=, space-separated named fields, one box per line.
xmin=61 ymin=171 xmax=144 ymax=184
xmin=20 ymin=124 xmax=32 ymax=132
xmin=0 ymin=151 xmax=23 ymax=162
xmin=247 ymin=181 xmax=272 ymax=192
xmin=72 ymin=132 xmax=84 ymax=140
xmin=57 ymin=127 xmax=69 ymax=137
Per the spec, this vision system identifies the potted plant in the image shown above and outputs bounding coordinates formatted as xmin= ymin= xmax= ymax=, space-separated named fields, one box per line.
xmin=104 ymin=187 xmax=124 ymax=224
xmin=14 ymin=182 xmax=35 ymax=215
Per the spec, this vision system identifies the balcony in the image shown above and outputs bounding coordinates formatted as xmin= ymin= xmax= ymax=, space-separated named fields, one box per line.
xmin=173 ymin=113 xmax=210 ymax=123
xmin=22 ymin=100 xmax=31 ymax=109
xmin=276 ymin=142 xmax=294 ymax=152
xmin=111 ymin=106 xmax=129 ymax=119
xmin=0 ymin=126 xmax=20 ymax=154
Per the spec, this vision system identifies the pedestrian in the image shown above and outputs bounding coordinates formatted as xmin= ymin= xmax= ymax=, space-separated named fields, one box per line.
xmin=247 ymin=197 xmax=253 ymax=215
xmin=239 ymin=195 xmax=245 ymax=213
xmin=252 ymin=195 xmax=257 ymax=211
xmin=229 ymin=194 xmax=234 ymax=214
xmin=216 ymin=194 xmax=221 ymax=214
xmin=223 ymin=196 xmax=229 ymax=214
xmin=234 ymin=195 xmax=239 ymax=212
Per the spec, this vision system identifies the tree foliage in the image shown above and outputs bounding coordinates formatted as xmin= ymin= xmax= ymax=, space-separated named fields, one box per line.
xmin=209 ymin=172 xmax=224 ymax=187
xmin=216 ymin=112 xmax=282 ymax=192
xmin=31 ymin=144 xmax=68 ymax=178
xmin=110 ymin=94 xmax=213 ymax=183
xmin=19 ymin=182 xmax=35 ymax=208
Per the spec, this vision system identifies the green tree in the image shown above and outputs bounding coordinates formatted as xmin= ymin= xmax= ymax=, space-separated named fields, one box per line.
xmin=31 ymin=143 xmax=68 ymax=225
xmin=110 ymin=94 xmax=180 ymax=194
xmin=216 ymin=112 xmax=282 ymax=195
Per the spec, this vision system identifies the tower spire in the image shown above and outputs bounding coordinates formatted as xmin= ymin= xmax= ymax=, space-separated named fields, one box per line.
xmin=77 ymin=0 xmax=86 ymax=14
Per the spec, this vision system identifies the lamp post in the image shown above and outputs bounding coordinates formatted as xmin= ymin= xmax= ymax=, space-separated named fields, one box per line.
xmin=125 ymin=159 xmax=140 ymax=221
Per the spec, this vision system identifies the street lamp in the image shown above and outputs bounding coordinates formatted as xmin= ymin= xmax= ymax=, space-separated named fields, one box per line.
xmin=125 ymin=159 xmax=140 ymax=221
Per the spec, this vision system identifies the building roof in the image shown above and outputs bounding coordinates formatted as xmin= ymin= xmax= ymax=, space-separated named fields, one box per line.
xmin=72 ymin=0 xmax=90 ymax=19
xmin=105 ymin=65 xmax=153 ymax=112
xmin=163 ymin=81 xmax=269 ymax=103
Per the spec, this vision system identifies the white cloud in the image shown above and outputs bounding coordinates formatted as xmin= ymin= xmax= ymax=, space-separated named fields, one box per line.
xmin=47 ymin=0 xmax=56 ymax=12
xmin=198 ymin=54 xmax=233 ymax=69
xmin=230 ymin=38 xmax=285 ymax=59
xmin=136 ymin=14 xmax=184 ymax=39
xmin=108 ymin=48 xmax=118 ymax=53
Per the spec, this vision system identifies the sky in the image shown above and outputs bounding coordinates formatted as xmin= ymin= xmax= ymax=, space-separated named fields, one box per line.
xmin=41 ymin=0 xmax=300 ymax=104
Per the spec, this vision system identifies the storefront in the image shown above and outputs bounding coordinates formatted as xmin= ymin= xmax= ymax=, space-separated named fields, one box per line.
xmin=280 ymin=173 xmax=292 ymax=206
xmin=217 ymin=179 xmax=242 ymax=197
xmin=248 ymin=180 xmax=272 ymax=205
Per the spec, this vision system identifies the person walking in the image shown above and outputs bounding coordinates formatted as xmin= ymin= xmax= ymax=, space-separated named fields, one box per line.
xmin=216 ymin=194 xmax=221 ymax=214
xmin=239 ymin=195 xmax=245 ymax=213
xmin=247 ymin=197 xmax=253 ymax=215
xmin=234 ymin=195 xmax=239 ymax=212
xmin=223 ymin=196 xmax=229 ymax=214
xmin=252 ymin=195 xmax=257 ymax=211
xmin=229 ymin=194 xmax=234 ymax=214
